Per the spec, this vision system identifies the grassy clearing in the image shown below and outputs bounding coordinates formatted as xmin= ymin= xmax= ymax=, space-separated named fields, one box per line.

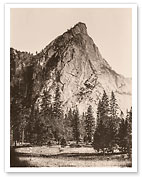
xmin=11 ymin=146 xmax=132 ymax=167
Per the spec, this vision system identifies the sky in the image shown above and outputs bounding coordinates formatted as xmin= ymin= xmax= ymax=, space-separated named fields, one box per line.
xmin=10 ymin=8 xmax=132 ymax=77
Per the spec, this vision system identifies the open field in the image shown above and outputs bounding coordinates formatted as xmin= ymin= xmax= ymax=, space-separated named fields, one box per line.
xmin=11 ymin=146 xmax=132 ymax=167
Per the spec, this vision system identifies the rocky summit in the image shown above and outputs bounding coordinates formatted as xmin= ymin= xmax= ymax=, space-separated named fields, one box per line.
xmin=10 ymin=22 xmax=132 ymax=116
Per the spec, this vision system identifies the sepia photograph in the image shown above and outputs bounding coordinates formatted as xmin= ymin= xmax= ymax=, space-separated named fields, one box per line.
xmin=5 ymin=4 xmax=137 ymax=172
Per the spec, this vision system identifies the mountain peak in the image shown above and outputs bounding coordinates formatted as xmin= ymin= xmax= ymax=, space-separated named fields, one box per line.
xmin=10 ymin=22 xmax=132 ymax=116
xmin=70 ymin=22 xmax=87 ymax=35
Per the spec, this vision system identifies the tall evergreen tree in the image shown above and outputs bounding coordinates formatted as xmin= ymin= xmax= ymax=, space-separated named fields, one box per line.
xmin=96 ymin=99 xmax=102 ymax=124
xmin=109 ymin=91 xmax=118 ymax=119
xmin=72 ymin=106 xmax=80 ymax=144
xmin=95 ymin=91 xmax=109 ymax=127
xmin=117 ymin=117 xmax=128 ymax=152
xmin=126 ymin=107 xmax=132 ymax=157
xmin=93 ymin=90 xmax=116 ymax=154
xmin=118 ymin=107 xmax=132 ymax=156
xmin=107 ymin=91 xmax=119 ymax=148
xmin=101 ymin=90 xmax=109 ymax=118
xmin=52 ymin=84 xmax=64 ymax=143
xmin=80 ymin=112 xmax=86 ymax=142
xmin=93 ymin=119 xmax=106 ymax=154
xmin=36 ymin=89 xmax=53 ymax=144
xmin=29 ymin=107 xmax=39 ymax=144
xmin=11 ymin=84 xmax=26 ymax=146
xmin=84 ymin=105 xmax=95 ymax=143
xmin=105 ymin=116 xmax=117 ymax=151
xmin=64 ymin=108 xmax=74 ymax=141
xmin=93 ymin=91 xmax=109 ymax=153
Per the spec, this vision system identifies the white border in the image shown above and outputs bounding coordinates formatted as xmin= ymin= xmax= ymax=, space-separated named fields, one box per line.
xmin=5 ymin=3 xmax=137 ymax=172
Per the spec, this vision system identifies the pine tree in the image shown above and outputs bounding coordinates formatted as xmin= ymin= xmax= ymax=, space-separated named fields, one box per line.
xmin=93 ymin=92 xmax=108 ymax=153
xmin=80 ymin=112 xmax=86 ymax=142
xmin=117 ymin=118 xmax=128 ymax=152
xmin=109 ymin=91 xmax=118 ymax=119
xmin=52 ymin=85 xmax=64 ymax=143
xmin=84 ymin=105 xmax=95 ymax=143
xmin=117 ymin=107 xmax=132 ymax=156
xmin=126 ymin=107 xmax=132 ymax=157
xmin=93 ymin=119 xmax=107 ymax=154
xmin=93 ymin=91 xmax=112 ymax=154
xmin=11 ymin=84 xmax=25 ymax=146
xmin=36 ymin=89 xmax=53 ymax=145
xmin=64 ymin=109 xmax=74 ymax=141
xmin=95 ymin=91 xmax=110 ymax=128
xmin=28 ymin=107 xmax=39 ymax=144
xmin=109 ymin=91 xmax=119 ymax=132
xmin=101 ymin=90 xmax=109 ymax=118
xmin=96 ymin=99 xmax=102 ymax=124
xmin=72 ymin=106 xmax=80 ymax=144
xmin=19 ymin=107 xmax=30 ymax=144
xmin=105 ymin=116 xmax=118 ymax=151
xmin=108 ymin=91 xmax=119 ymax=149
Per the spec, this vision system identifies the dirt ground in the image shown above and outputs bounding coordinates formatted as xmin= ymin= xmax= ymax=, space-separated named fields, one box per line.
xmin=11 ymin=146 xmax=132 ymax=167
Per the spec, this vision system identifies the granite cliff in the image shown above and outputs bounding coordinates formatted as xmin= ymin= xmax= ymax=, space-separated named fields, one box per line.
xmin=10 ymin=22 xmax=132 ymax=116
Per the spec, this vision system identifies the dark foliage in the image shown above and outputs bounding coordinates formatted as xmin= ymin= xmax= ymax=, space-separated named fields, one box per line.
xmin=52 ymin=84 xmax=64 ymax=142
xmin=84 ymin=105 xmax=95 ymax=143
xmin=93 ymin=91 xmax=132 ymax=156
xmin=72 ymin=106 xmax=80 ymax=144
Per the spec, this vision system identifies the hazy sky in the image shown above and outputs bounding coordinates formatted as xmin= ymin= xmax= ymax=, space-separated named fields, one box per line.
xmin=10 ymin=8 xmax=132 ymax=77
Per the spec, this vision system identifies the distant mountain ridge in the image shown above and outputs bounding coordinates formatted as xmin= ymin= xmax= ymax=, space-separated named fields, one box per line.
xmin=10 ymin=22 xmax=132 ymax=116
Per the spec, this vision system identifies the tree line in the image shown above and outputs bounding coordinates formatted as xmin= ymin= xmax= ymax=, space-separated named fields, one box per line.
xmin=93 ymin=90 xmax=132 ymax=156
xmin=11 ymin=85 xmax=132 ymax=155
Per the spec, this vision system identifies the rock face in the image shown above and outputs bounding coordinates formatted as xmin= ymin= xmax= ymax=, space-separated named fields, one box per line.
xmin=10 ymin=22 xmax=132 ymax=115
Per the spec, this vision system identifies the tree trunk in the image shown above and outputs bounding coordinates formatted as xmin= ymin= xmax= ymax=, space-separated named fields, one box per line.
xmin=21 ymin=129 xmax=25 ymax=144
xmin=103 ymin=148 xmax=105 ymax=156
xmin=14 ymin=140 xmax=17 ymax=147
